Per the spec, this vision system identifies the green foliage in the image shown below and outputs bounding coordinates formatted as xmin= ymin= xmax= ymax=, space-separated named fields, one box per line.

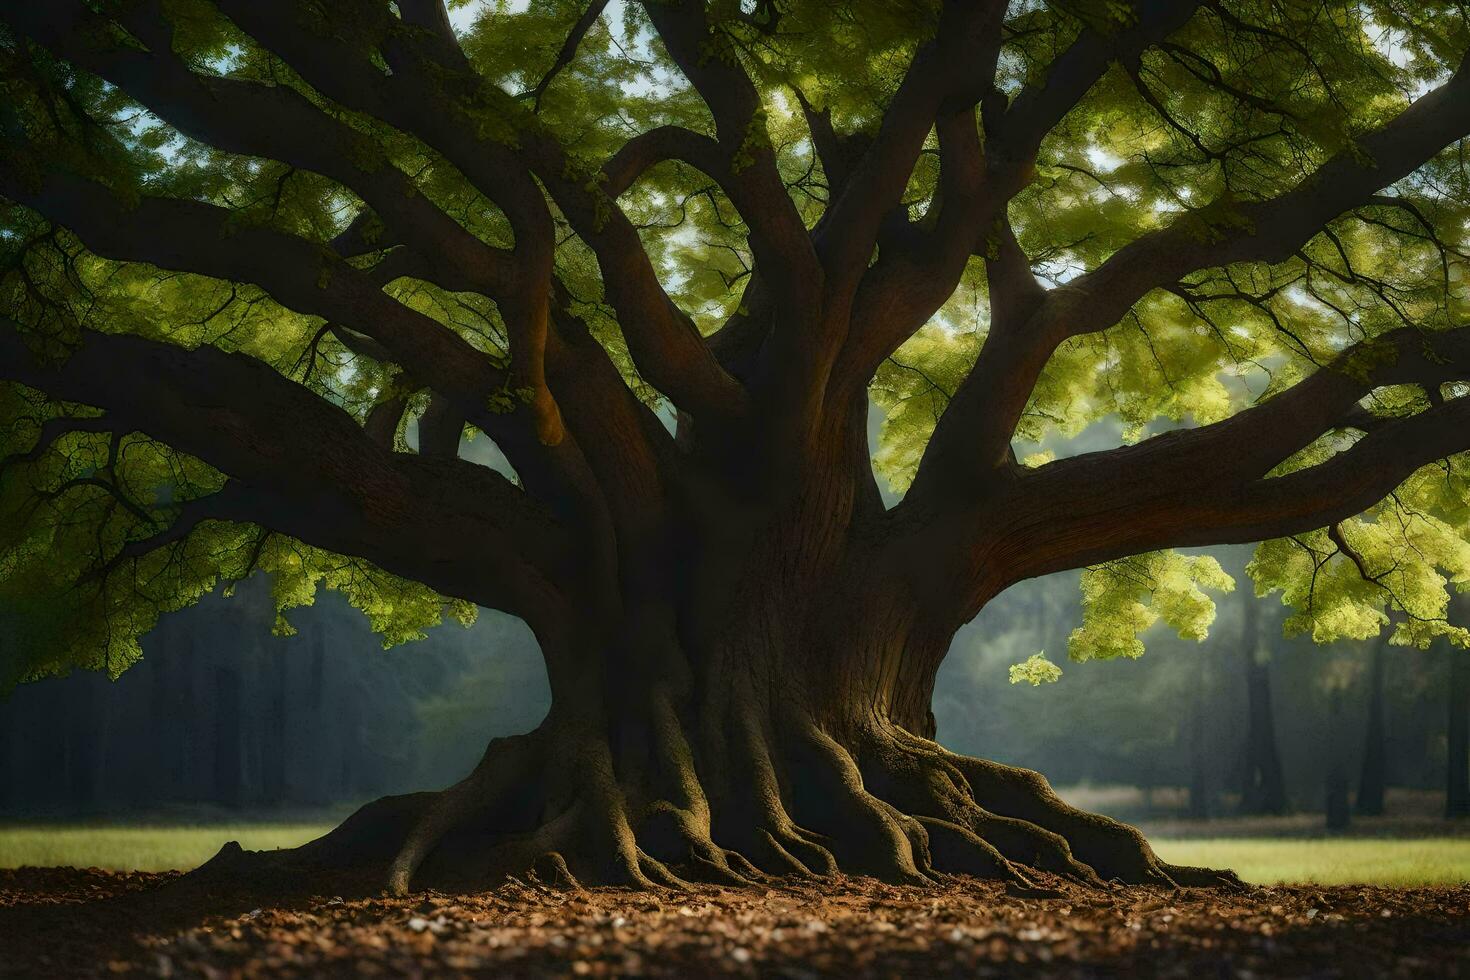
xmin=1069 ymin=553 xmax=1235 ymax=663
xmin=1008 ymin=651 xmax=1062 ymax=686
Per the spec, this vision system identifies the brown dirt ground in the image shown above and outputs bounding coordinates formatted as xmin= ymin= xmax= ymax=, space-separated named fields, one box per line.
xmin=0 ymin=867 xmax=1467 ymax=978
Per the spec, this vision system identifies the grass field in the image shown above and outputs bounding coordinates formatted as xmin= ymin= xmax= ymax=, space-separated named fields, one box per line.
xmin=0 ymin=824 xmax=333 ymax=873
xmin=1 ymin=824 xmax=1468 ymax=886
xmin=1150 ymin=837 xmax=1470 ymax=887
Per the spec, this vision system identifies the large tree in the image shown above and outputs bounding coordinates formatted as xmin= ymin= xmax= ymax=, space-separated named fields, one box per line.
xmin=4 ymin=0 xmax=1470 ymax=893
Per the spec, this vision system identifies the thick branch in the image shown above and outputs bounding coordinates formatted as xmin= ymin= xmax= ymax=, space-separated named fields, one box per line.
xmin=0 ymin=319 xmax=572 ymax=622
xmin=0 ymin=165 xmax=507 ymax=426
xmin=0 ymin=1 xmax=521 ymax=301
xmin=638 ymin=0 xmax=819 ymax=299
xmin=1052 ymin=50 xmax=1470 ymax=343
xmin=814 ymin=2 xmax=1004 ymax=300
xmin=602 ymin=125 xmax=728 ymax=200
xmin=987 ymin=2 xmax=1205 ymax=171
xmin=996 ymin=326 xmax=1470 ymax=585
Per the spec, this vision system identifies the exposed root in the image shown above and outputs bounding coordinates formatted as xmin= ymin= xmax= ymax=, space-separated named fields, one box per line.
xmin=912 ymin=816 xmax=1022 ymax=881
xmin=385 ymin=733 xmax=541 ymax=896
xmin=946 ymin=752 xmax=1243 ymax=889
xmin=184 ymin=712 xmax=1240 ymax=895
xmin=788 ymin=723 xmax=931 ymax=884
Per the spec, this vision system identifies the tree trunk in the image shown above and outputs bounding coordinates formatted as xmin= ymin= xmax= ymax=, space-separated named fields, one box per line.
xmin=213 ymin=665 xmax=244 ymax=809
xmin=1449 ymin=649 xmax=1470 ymax=819
xmin=1325 ymin=685 xmax=1351 ymax=831
xmin=1187 ymin=651 xmax=1213 ymax=820
xmin=1238 ymin=600 xmax=1288 ymax=815
xmin=1356 ymin=637 xmax=1388 ymax=817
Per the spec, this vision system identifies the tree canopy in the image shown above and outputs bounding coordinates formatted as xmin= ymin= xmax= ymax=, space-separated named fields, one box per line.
xmin=3 ymin=0 xmax=1470 ymax=691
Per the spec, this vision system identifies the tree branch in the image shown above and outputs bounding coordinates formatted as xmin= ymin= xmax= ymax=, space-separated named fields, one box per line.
xmin=1 ymin=1 xmax=522 ymax=300
xmin=998 ymin=325 xmax=1470 ymax=584
xmin=216 ymin=0 xmax=746 ymax=423
xmin=905 ymin=50 xmax=1470 ymax=515
xmin=831 ymin=1 xmax=1203 ymax=401
xmin=519 ymin=0 xmax=612 ymax=111
xmin=0 ymin=164 xmax=508 ymax=424
xmin=636 ymin=0 xmax=822 ymax=360
xmin=0 ymin=319 xmax=573 ymax=622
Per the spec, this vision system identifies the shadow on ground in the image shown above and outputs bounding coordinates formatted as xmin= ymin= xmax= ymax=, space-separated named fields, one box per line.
xmin=1 ymin=866 xmax=1467 ymax=977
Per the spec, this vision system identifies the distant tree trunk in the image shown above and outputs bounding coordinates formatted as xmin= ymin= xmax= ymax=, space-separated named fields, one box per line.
xmin=66 ymin=679 xmax=104 ymax=813
xmin=1356 ymin=636 xmax=1388 ymax=816
xmin=262 ymin=649 xmax=288 ymax=806
xmin=0 ymin=699 xmax=14 ymax=812
xmin=1239 ymin=600 xmax=1288 ymax=815
xmin=148 ymin=632 xmax=181 ymax=802
xmin=1187 ymin=653 xmax=1213 ymax=820
xmin=214 ymin=665 xmax=243 ymax=808
xmin=1325 ymin=685 xmax=1352 ymax=830
xmin=1450 ymin=650 xmax=1470 ymax=819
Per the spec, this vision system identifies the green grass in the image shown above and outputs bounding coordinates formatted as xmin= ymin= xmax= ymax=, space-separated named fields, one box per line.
xmin=1 ymin=826 xmax=1468 ymax=886
xmin=0 ymin=824 xmax=334 ymax=872
xmin=1150 ymin=837 xmax=1470 ymax=887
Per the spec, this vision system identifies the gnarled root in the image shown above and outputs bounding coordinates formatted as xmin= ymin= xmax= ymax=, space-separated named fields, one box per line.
xmin=186 ymin=712 xmax=1239 ymax=895
xmin=942 ymin=747 xmax=1243 ymax=889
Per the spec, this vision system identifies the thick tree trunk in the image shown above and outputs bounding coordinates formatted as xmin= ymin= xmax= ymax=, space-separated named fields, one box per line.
xmin=199 ymin=576 xmax=1238 ymax=893
xmin=1356 ymin=637 xmax=1388 ymax=817
xmin=188 ymin=438 xmax=1239 ymax=895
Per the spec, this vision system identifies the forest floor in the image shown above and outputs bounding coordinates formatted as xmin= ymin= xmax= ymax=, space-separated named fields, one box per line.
xmin=1 ymin=867 xmax=1467 ymax=978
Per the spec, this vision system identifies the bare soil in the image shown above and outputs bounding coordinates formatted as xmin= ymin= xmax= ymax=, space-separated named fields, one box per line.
xmin=1 ymin=867 xmax=1466 ymax=978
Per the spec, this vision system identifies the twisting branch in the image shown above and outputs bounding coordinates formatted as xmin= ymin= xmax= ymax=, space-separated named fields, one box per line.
xmin=0 ymin=165 xmax=514 ymax=434
xmin=987 ymin=1 xmax=1206 ymax=171
xmin=602 ymin=126 xmax=730 ymax=200
xmin=833 ymin=1 xmax=1205 ymax=398
xmin=637 ymin=0 xmax=820 ymax=318
xmin=0 ymin=2 xmax=521 ymax=301
xmin=0 ymin=317 xmax=573 ymax=623
xmin=905 ymin=49 xmax=1470 ymax=517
